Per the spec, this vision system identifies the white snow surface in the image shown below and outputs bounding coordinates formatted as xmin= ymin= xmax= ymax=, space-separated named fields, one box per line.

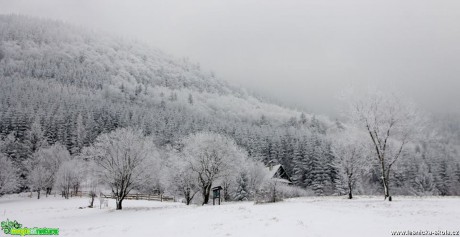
xmin=0 ymin=194 xmax=459 ymax=237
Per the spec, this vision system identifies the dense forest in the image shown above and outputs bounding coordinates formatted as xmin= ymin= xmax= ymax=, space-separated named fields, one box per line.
xmin=0 ymin=15 xmax=459 ymax=201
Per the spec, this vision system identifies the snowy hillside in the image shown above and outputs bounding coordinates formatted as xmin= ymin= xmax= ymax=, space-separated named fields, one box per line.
xmin=0 ymin=14 xmax=303 ymax=123
xmin=0 ymin=14 xmax=325 ymax=152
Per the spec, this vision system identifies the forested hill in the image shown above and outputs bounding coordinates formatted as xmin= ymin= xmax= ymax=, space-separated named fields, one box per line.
xmin=0 ymin=15 xmax=236 ymax=94
xmin=0 ymin=15 xmax=334 ymax=172
xmin=2 ymin=15 xmax=460 ymax=197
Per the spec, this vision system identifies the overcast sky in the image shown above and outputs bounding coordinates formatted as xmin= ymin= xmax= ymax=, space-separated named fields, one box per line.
xmin=1 ymin=0 xmax=459 ymax=116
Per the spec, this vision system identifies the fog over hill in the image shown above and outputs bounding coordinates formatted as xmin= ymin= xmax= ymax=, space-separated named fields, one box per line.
xmin=1 ymin=0 xmax=459 ymax=116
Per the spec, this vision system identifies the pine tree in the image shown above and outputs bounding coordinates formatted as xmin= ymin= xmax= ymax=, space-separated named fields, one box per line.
xmin=436 ymin=159 xmax=451 ymax=196
xmin=234 ymin=172 xmax=249 ymax=201
xmin=324 ymin=142 xmax=340 ymax=194
xmin=456 ymin=164 xmax=460 ymax=184
xmin=25 ymin=115 xmax=48 ymax=154
xmin=292 ymin=141 xmax=308 ymax=188
xmin=310 ymin=144 xmax=330 ymax=195
xmin=70 ymin=113 xmax=86 ymax=155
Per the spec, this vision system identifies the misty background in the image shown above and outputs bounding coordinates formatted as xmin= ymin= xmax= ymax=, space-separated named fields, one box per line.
xmin=1 ymin=0 xmax=459 ymax=116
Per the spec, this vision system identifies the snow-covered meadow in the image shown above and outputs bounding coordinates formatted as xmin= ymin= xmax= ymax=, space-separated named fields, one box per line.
xmin=1 ymin=195 xmax=459 ymax=237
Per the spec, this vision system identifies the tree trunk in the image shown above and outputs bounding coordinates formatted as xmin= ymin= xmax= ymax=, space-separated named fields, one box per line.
xmin=383 ymin=177 xmax=391 ymax=201
xmin=348 ymin=183 xmax=353 ymax=199
xmin=380 ymin=160 xmax=392 ymax=201
xmin=202 ymin=184 xmax=212 ymax=205
xmin=272 ymin=183 xmax=277 ymax=203
xmin=116 ymin=198 xmax=123 ymax=210
xmin=65 ymin=187 xmax=70 ymax=199
xmin=347 ymin=174 xmax=353 ymax=199
xmin=89 ymin=195 xmax=95 ymax=208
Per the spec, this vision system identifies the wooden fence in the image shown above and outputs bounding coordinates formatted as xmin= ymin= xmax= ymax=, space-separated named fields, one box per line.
xmin=69 ymin=191 xmax=91 ymax=197
xmin=99 ymin=192 xmax=174 ymax=202
xmin=27 ymin=191 xmax=174 ymax=202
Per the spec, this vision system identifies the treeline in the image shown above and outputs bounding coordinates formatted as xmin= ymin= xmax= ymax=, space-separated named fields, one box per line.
xmin=1 ymin=76 xmax=459 ymax=198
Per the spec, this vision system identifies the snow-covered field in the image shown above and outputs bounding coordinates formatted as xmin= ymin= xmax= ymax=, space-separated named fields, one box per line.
xmin=1 ymin=194 xmax=459 ymax=237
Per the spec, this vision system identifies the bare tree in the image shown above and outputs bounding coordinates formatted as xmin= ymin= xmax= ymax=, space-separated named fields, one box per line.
xmin=85 ymin=128 xmax=158 ymax=210
xmin=181 ymin=132 xmax=246 ymax=205
xmin=348 ymin=90 xmax=422 ymax=201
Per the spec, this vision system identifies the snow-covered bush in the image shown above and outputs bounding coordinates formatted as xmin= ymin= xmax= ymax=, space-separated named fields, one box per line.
xmin=255 ymin=180 xmax=310 ymax=204
xmin=254 ymin=179 xmax=287 ymax=204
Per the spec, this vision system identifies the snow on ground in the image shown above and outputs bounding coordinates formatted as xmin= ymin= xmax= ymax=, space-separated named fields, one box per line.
xmin=1 ymin=194 xmax=459 ymax=237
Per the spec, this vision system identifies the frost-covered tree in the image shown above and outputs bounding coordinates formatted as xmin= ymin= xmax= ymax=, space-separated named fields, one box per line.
xmin=234 ymin=171 xmax=249 ymax=201
xmin=28 ymin=166 xmax=50 ymax=199
xmin=412 ymin=162 xmax=437 ymax=195
xmin=85 ymin=128 xmax=158 ymax=210
xmin=168 ymin=154 xmax=199 ymax=205
xmin=331 ymin=130 xmax=370 ymax=199
xmin=54 ymin=159 xmax=84 ymax=199
xmin=181 ymin=132 xmax=246 ymax=205
xmin=0 ymin=154 xmax=20 ymax=196
xmin=435 ymin=159 xmax=452 ymax=196
xmin=246 ymin=159 xmax=269 ymax=200
xmin=84 ymin=161 xmax=99 ymax=208
xmin=70 ymin=113 xmax=86 ymax=155
xmin=26 ymin=143 xmax=71 ymax=196
xmin=348 ymin=90 xmax=422 ymax=201
xmin=310 ymin=143 xmax=331 ymax=196
xmin=25 ymin=116 xmax=48 ymax=154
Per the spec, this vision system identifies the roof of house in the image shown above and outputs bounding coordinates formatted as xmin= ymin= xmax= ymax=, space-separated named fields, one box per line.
xmin=266 ymin=164 xmax=292 ymax=184
xmin=266 ymin=164 xmax=282 ymax=179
